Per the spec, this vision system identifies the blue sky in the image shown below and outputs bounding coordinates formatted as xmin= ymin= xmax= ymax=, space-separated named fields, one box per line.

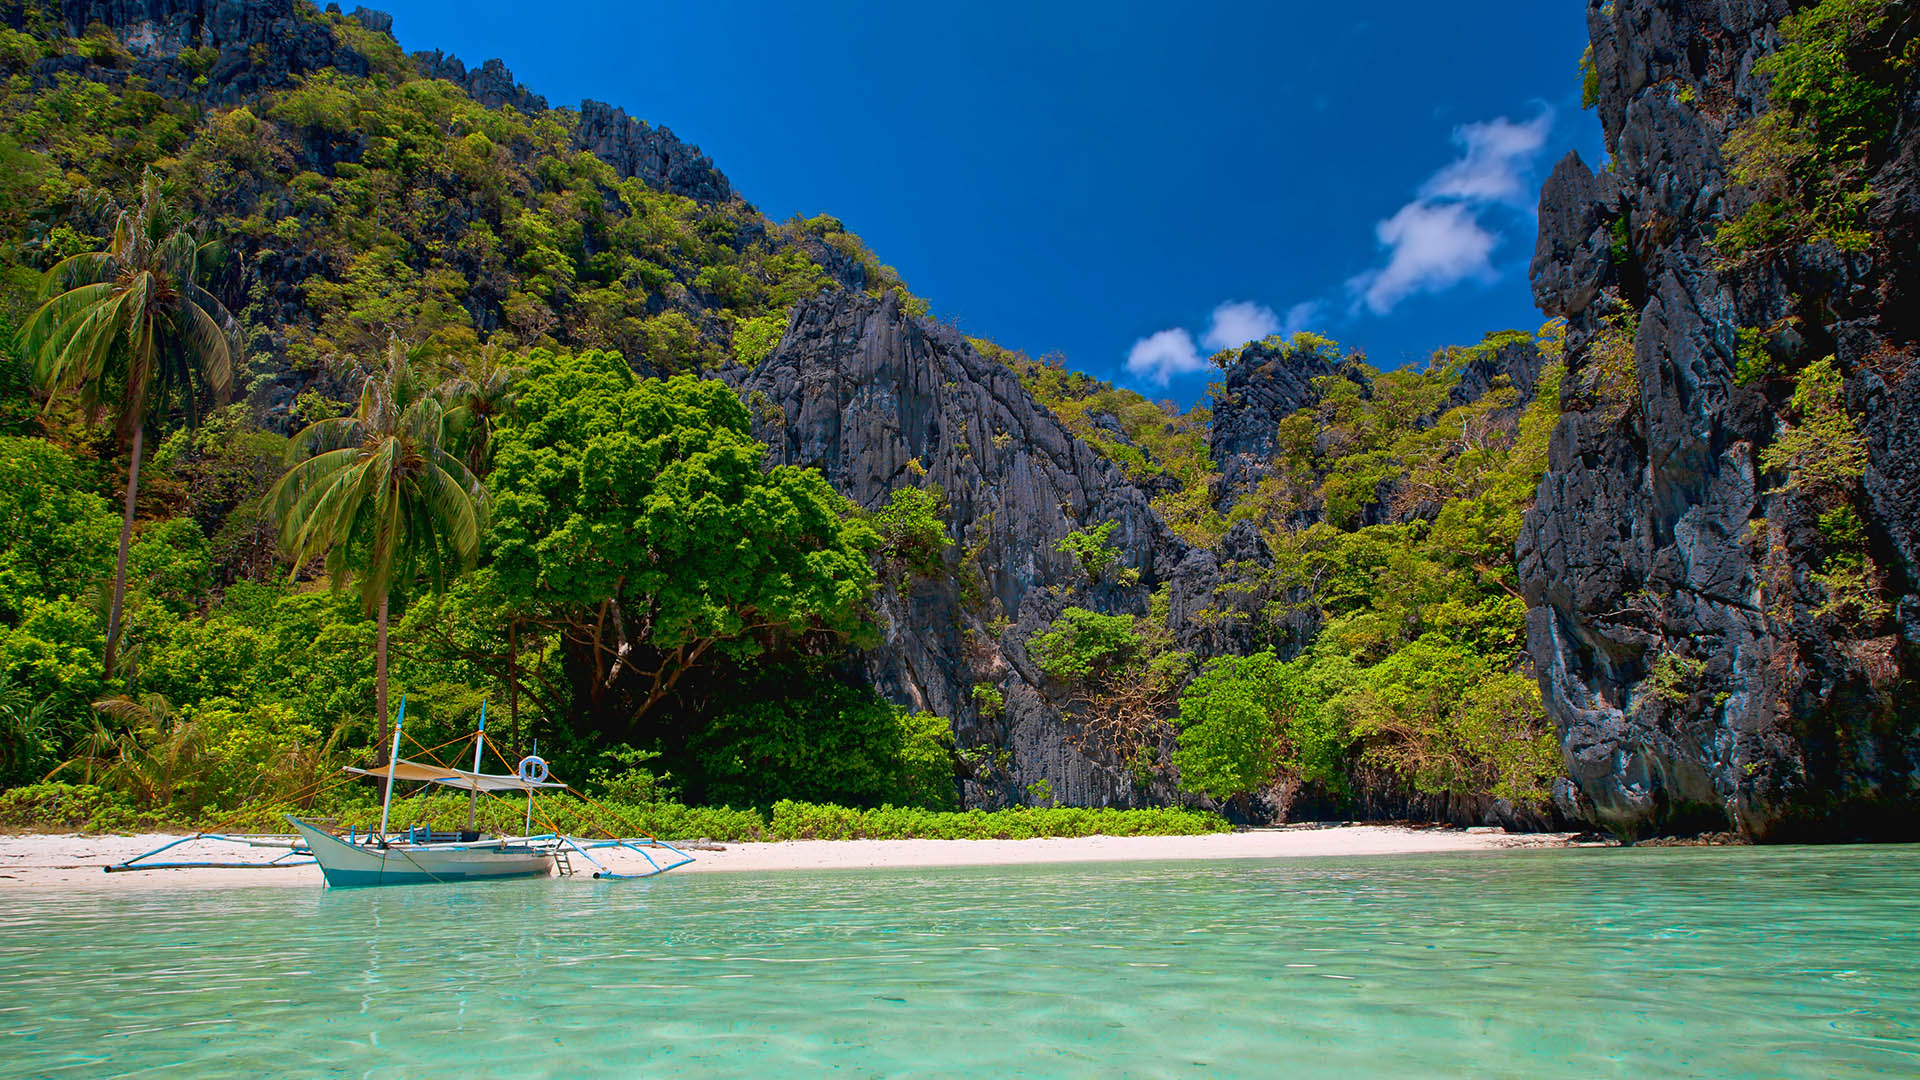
xmin=379 ymin=2 xmax=1601 ymax=403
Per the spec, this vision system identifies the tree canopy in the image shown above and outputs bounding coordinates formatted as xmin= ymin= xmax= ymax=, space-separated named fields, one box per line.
xmin=486 ymin=350 xmax=878 ymax=737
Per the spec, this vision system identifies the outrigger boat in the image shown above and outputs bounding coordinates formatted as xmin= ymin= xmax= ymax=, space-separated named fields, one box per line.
xmin=109 ymin=696 xmax=695 ymax=886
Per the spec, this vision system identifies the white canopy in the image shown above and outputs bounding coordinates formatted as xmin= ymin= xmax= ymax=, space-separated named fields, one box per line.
xmin=344 ymin=758 xmax=567 ymax=793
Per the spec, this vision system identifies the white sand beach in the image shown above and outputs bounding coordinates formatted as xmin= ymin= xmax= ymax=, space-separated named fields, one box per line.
xmin=0 ymin=824 xmax=1590 ymax=890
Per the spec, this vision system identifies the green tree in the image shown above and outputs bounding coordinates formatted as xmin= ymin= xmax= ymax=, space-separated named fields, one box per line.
xmin=486 ymin=350 xmax=877 ymax=740
xmin=0 ymin=436 xmax=118 ymax=623
xmin=731 ymin=312 xmax=786 ymax=367
xmin=15 ymin=170 xmax=241 ymax=678
xmin=268 ymin=341 xmax=486 ymax=757
xmin=1759 ymin=356 xmax=1868 ymax=498
xmin=1171 ymin=651 xmax=1287 ymax=803
xmin=1055 ymin=521 xmax=1125 ymax=583
xmin=1026 ymin=607 xmax=1141 ymax=683
xmin=868 ymin=484 xmax=951 ymax=590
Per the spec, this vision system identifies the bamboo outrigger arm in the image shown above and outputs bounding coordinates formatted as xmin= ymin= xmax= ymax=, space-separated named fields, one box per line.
xmin=104 ymin=833 xmax=316 ymax=873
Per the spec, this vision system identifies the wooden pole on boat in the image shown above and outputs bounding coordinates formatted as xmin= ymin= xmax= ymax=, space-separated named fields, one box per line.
xmin=524 ymin=737 xmax=537 ymax=836
xmin=378 ymin=694 xmax=407 ymax=840
xmin=467 ymin=699 xmax=487 ymax=832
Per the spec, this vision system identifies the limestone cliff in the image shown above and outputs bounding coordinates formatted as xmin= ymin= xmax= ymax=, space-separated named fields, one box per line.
xmin=1521 ymin=0 xmax=1920 ymax=839
xmin=738 ymin=292 xmax=1197 ymax=807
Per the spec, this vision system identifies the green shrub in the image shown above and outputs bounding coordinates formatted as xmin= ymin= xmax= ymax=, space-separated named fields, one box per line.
xmin=1584 ymin=311 xmax=1639 ymax=422
xmin=177 ymin=795 xmax=1228 ymax=842
xmin=765 ymin=800 xmax=1229 ymax=840
xmin=1026 ymin=608 xmax=1141 ymax=682
xmin=585 ymin=744 xmax=676 ymax=804
xmin=971 ymin=683 xmax=1004 ymax=719
xmin=1650 ymin=652 xmax=1706 ymax=706
xmin=1734 ymin=326 xmax=1781 ymax=385
xmin=731 ymin=311 xmax=787 ymax=366
xmin=867 ymin=485 xmax=952 ymax=589
xmin=1056 ymin=521 xmax=1124 ymax=583
xmin=1717 ymin=0 xmax=1912 ymax=259
xmin=1759 ymin=357 xmax=1867 ymax=497
xmin=0 ymin=782 xmax=176 ymax=833
xmin=1171 ymin=652 xmax=1286 ymax=802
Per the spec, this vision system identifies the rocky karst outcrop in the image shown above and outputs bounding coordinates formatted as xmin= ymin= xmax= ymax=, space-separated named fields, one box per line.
xmin=14 ymin=1 xmax=734 ymax=204
xmin=411 ymin=50 xmax=546 ymax=114
xmin=572 ymin=100 xmax=731 ymax=204
xmin=12 ymin=0 xmax=375 ymax=104
xmin=1520 ymin=0 xmax=1920 ymax=839
xmin=25 ymin=0 xmax=1917 ymax=837
xmin=740 ymin=291 xmax=1191 ymax=808
xmin=1209 ymin=340 xmax=1343 ymax=507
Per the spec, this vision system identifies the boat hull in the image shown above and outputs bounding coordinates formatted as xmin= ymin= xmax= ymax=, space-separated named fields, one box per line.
xmin=288 ymin=818 xmax=554 ymax=887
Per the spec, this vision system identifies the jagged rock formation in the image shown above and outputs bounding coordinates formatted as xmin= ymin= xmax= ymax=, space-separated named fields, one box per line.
xmin=740 ymin=291 xmax=1189 ymax=808
xmin=411 ymin=51 xmax=546 ymax=114
xmin=1447 ymin=335 xmax=1548 ymax=413
xmin=15 ymin=0 xmax=374 ymax=103
xmin=572 ymin=100 xmax=731 ymax=204
xmin=1521 ymin=0 xmax=1920 ymax=839
xmin=14 ymin=0 xmax=734 ymax=204
xmin=1209 ymin=340 xmax=1342 ymax=507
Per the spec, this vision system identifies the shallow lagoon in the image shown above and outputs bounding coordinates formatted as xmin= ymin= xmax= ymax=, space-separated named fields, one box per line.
xmin=4 ymin=845 xmax=1916 ymax=1078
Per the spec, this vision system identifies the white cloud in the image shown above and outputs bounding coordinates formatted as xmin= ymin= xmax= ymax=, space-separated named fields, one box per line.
xmin=1348 ymin=202 xmax=1499 ymax=316
xmin=1280 ymin=300 xmax=1321 ymax=337
xmin=1200 ymin=300 xmax=1280 ymax=351
xmin=1347 ymin=106 xmax=1554 ymax=315
xmin=1419 ymin=110 xmax=1555 ymax=206
xmin=1124 ymin=328 xmax=1204 ymax=385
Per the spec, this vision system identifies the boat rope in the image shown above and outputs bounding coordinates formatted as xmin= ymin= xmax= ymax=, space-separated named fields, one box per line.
xmin=478 ymin=732 xmax=662 ymax=845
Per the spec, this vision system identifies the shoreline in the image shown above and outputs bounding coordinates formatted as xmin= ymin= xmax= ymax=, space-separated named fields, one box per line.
xmin=0 ymin=824 xmax=1599 ymax=890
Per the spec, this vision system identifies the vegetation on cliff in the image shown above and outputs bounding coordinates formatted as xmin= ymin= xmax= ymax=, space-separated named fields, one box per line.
xmin=1 ymin=0 xmax=1815 ymax=836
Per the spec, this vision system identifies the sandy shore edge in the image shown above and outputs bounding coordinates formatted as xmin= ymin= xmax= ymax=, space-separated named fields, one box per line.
xmin=0 ymin=825 xmax=1595 ymax=889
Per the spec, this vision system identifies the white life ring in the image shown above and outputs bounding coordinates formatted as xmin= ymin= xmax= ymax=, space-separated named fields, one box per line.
xmin=517 ymin=755 xmax=549 ymax=784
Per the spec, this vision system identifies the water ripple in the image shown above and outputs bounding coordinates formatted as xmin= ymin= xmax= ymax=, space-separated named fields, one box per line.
xmin=2 ymin=845 xmax=1918 ymax=1077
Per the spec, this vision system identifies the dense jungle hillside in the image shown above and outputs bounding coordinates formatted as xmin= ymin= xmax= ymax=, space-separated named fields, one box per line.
xmin=0 ymin=0 xmax=1914 ymax=840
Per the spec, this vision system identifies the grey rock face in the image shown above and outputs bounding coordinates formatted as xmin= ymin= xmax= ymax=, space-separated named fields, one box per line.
xmin=411 ymin=51 xmax=547 ymax=113
xmin=1209 ymin=341 xmax=1343 ymax=506
xmin=1520 ymin=0 xmax=1920 ymax=839
xmin=1446 ymin=336 xmax=1549 ymax=413
xmin=741 ymin=291 xmax=1191 ymax=808
xmin=31 ymin=0 xmax=371 ymax=104
xmin=36 ymin=2 xmax=733 ymax=207
xmin=573 ymin=100 xmax=731 ymax=204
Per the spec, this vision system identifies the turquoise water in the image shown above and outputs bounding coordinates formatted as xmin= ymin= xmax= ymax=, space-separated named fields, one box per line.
xmin=3 ymin=846 xmax=1918 ymax=1078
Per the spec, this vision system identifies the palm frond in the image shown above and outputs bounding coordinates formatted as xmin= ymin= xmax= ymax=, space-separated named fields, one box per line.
xmin=182 ymin=299 xmax=236 ymax=397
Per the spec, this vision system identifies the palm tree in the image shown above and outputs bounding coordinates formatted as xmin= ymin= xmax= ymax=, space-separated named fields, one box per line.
xmin=82 ymin=693 xmax=204 ymax=808
xmin=16 ymin=169 xmax=241 ymax=678
xmin=437 ymin=344 xmax=526 ymax=476
xmin=269 ymin=341 xmax=486 ymax=760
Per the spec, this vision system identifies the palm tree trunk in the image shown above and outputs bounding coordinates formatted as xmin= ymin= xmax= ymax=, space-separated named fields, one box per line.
xmin=102 ymin=411 xmax=145 ymax=681
xmin=375 ymin=592 xmax=390 ymax=766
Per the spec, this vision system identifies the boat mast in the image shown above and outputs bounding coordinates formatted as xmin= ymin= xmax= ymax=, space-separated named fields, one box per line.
xmin=524 ymin=737 xmax=537 ymax=836
xmin=467 ymin=699 xmax=487 ymax=832
xmin=378 ymin=694 xmax=407 ymax=840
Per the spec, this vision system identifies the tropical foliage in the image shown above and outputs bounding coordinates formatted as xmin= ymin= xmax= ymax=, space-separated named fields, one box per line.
xmin=15 ymin=169 xmax=240 ymax=676
xmin=0 ymin=6 xmax=1583 ymax=831
xmin=269 ymin=340 xmax=486 ymax=755
xmin=1716 ymin=0 xmax=1917 ymax=259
